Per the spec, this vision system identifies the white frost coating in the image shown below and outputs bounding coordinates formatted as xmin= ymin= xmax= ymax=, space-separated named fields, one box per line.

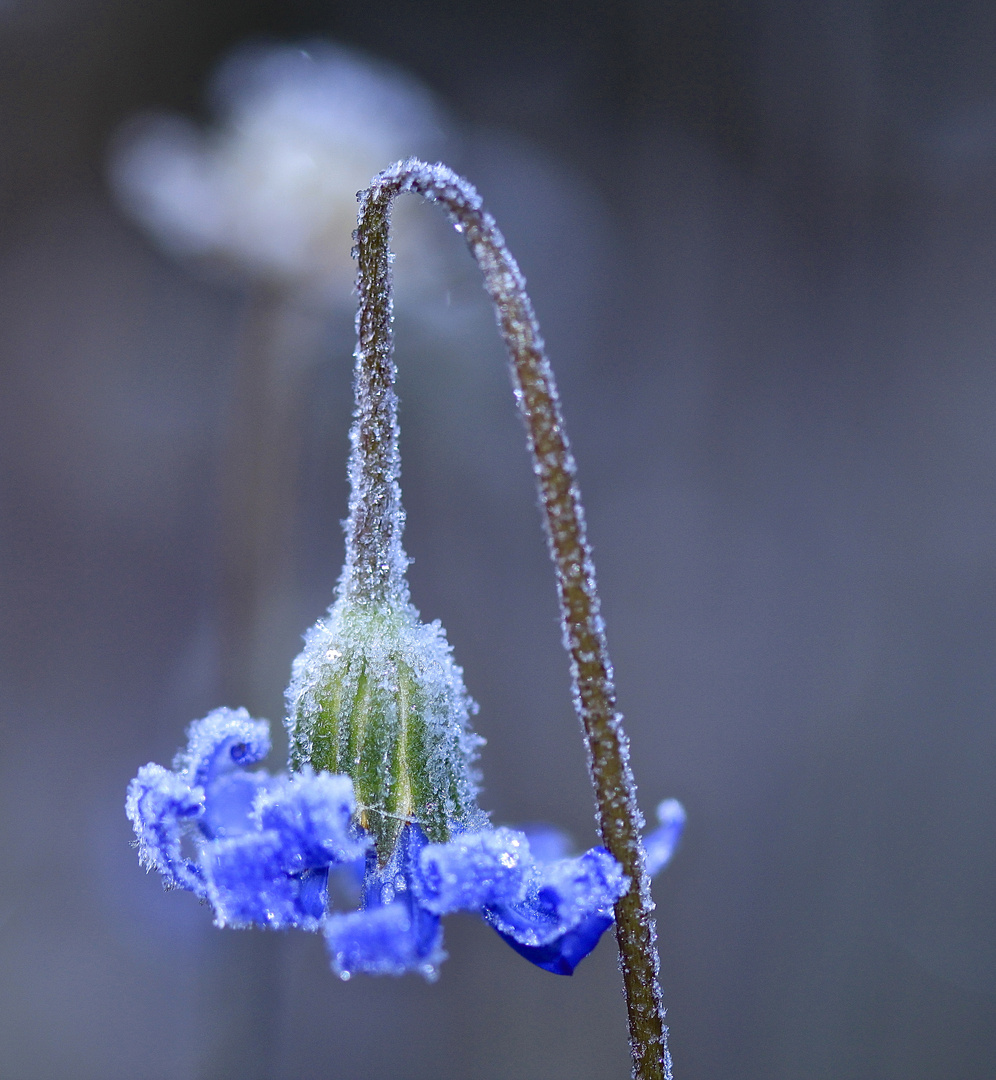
xmin=173 ymin=706 xmax=270 ymax=785
xmin=342 ymin=367 xmax=409 ymax=607
xmin=110 ymin=42 xmax=447 ymax=300
xmin=284 ymin=593 xmax=487 ymax=835
xmin=416 ymin=827 xmax=531 ymax=914
xmin=126 ymin=763 xmax=204 ymax=889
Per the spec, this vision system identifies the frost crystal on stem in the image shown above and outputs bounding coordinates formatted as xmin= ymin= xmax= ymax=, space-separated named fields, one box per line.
xmin=350 ymin=159 xmax=677 ymax=1080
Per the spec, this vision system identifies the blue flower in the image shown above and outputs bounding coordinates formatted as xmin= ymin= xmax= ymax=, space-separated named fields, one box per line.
xmin=127 ymin=709 xmax=684 ymax=978
xmin=127 ymin=707 xmax=368 ymax=931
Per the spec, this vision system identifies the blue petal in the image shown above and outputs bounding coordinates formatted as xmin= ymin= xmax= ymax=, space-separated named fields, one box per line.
xmin=415 ymin=827 xmax=530 ymax=914
xmin=201 ymin=770 xmax=366 ymax=929
xmin=483 ymin=846 xmax=628 ymax=975
xmin=324 ymin=823 xmax=444 ymax=979
xmin=296 ymin=867 xmax=331 ymax=921
xmin=491 ymin=912 xmax=615 ymax=976
xmin=125 ymin=763 xmax=205 ymax=895
xmin=200 ymin=770 xmax=272 ymax=839
xmin=644 ymin=798 xmax=686 ymax=877
xmin=202 ymin=830 xmax=331 ymax=929
xmin=256 ymin=768 xmax=368 ymax=869
xmin=324 ymin=901 xmax=443 ymax=979
xmin=127 ymin=711 xmax=367 ymax=931
xmin=175 ymin=707 xmax=270 ymax=788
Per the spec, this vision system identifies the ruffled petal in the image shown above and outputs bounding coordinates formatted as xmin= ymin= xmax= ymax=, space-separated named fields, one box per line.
xmin=255 ymin=767 xmax=368 ymax=869
xmin=483 ymin=846 xmax=628 ymax=976
xmin=324 ymin=901 xmax=444 ymax=979
xmin=125 ymin=763 xmax=205 ymax=894
xmin=174 ymin=707 xmax=271 ymax=788
xmin=126 ymin=710 xmax=365 ymax=931
xmin=415 ymin=827 xmax=530 ymax=914
xmin=324 ymin=823 xmax=444 ymax=979
xmin=203 ymin=831 xmax=329 ymax=929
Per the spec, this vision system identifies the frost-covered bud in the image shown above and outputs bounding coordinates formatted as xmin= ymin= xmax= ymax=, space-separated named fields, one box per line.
xmin=286 ymin=595 xmax=487 ymax=866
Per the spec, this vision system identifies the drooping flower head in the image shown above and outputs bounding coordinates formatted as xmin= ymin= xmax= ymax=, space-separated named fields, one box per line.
xmin=125 ymin=159 xmax=685 ymax=994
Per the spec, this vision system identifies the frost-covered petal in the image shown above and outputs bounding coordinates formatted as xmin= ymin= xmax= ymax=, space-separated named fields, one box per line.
xmin=483 ymin=846 xmax=628 ymax=975
xmin=322 ymin=823 xmax=443 ymax=979
xmin=645 ymin=798 xmax=686 ymax=877
xmin=255 ymin=767 xmax=368 ymax=868
xmin=415 ymin=827 xmax=531 ymax=914
xmin=174 ymin=707 xmax=270 ymax=788
xmin=323 ymin=901 xmax=444 ymax=979
xmin=203 ymin=831 xmax=328 ymax=929
xmin=125 ymin=711 xmax=369 ymax=931
xmin=125 ymin=763 xmax=205 ymax=894
xmin=536 ymin=847 xmax=628 ymax=930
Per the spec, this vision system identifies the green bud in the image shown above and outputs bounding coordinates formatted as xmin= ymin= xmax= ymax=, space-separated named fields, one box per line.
xmin=286 ymin=594 xmax=486 ymax=863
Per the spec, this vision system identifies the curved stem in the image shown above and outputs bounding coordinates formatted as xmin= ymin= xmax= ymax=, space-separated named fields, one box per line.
xmin=354 ymin=160 xmax=671 ymax=1080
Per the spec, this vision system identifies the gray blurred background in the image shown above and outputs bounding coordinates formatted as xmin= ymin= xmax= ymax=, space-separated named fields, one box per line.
xmin=1 ymin=1 xmax=995 ymax=1078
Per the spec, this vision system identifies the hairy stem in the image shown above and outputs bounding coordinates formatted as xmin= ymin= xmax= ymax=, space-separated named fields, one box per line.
xmin=344 ymin=180 xmax=409 ymax=606
xmin=354 ymin=159 xmax=671 ymax=1080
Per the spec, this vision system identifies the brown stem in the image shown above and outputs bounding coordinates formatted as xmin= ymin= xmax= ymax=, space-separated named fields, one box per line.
xmin=343 ymin=183 xmax=409 ymax=606
xmin=355 ymin=160 xmax=671 ymax=1080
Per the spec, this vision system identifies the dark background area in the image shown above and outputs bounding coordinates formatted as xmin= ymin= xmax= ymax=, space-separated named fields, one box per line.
xmin=2 ymin=1 xmax=995 ymax=1078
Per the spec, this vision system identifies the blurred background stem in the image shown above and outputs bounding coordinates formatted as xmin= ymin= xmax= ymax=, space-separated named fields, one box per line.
xmin=200 ymin=285 xmax=323 ymax=1080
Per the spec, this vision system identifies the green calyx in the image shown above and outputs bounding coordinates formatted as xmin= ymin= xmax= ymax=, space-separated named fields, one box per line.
xmin=285 ymin=596 xmax=486 ymax=863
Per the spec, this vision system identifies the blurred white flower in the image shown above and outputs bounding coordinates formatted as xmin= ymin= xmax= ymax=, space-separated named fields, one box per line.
xmin=110 ymin=41 xmax=450 ymax=304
